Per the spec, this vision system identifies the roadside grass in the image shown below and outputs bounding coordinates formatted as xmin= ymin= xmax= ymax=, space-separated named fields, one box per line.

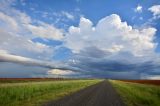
xmin=0 ymin=79 xmax=101 ymax=106
xmin=109 ymin=80 xmax=160 ymax=106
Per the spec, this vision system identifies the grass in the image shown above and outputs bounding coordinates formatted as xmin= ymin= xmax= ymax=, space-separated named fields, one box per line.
xmin=109 ymin=80 xmax=160 ymax=106
xmin=0 ymin=79 xmax=101 ymax=106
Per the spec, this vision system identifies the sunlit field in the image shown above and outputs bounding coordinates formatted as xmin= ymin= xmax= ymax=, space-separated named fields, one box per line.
xmin=0 ymin=79 xmax=101 ymax=106
xmin=110 ymin=80 xmax=160 ymax=106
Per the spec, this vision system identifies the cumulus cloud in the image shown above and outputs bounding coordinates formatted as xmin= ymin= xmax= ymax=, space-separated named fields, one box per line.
xmin=65 ymin=14 xmax=157 ymax=57
xmin=62 ymin=14 xmax=160 ymax=79
xmin=0 ymin=0 xmax=160 ymax=79
xmin=134 ymin=5 xmax=143 ymax=13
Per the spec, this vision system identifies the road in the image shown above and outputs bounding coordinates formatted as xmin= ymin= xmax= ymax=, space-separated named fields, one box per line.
xmin=43 ymin=80 xmax=125 ymax=106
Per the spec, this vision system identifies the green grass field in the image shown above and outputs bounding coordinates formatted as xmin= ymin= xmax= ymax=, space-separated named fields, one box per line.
xmin=110 ymin=80 xmax=160 ymax=106
xmin=0 ymin=79 xmax=101 ymax=106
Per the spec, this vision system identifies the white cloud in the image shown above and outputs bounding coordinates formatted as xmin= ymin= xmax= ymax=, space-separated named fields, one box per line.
xmin=46 ymin=69 xmax=81 ymax=78
xmin=0 ymin=0 xmax=81 ymax=76
xmin=148 ymin=5 xmax=160 ymax=16
xmin=47 ymin=69 xmax=75 ymax=75
xmin=106 ymin=45 xmax=124 ymax=53
xmin=20 ymin=13 xmax=64 ymax=40
xmin=0 ymin=28 xmax=53 ymax=60
xmin=0 ymin=12 xmax=19 ymax=32
xmin=0 ymin=0 xmax=65 ymax=61
xmin=0 ymin=0 xmax=159 ymax=78
xmin=0 ymin=0 xmax=64 ymax=41
xmin=26 ymin=22 xmax=64 ymax=40
xmin=61 ymin=11 xmax=75 ymax=20
xmin=65 ymin=14 xmax=157 ymax=57
xmin=134 ymin=5 xmax=143 ymax=13
xmin=141 ymin=74 xmax=160 ymax=80
xmin=52 ymin=10 xmax=80 ymax=25
xmin=0 ymin=49 xmax=8 ymax=54
xmin=147 ymin=76 xmax=160 ymax=80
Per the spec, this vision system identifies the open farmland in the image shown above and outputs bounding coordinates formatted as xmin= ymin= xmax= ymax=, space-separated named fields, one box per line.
xmin=119 ymin=80 xmax=160 ymax=86
xmin=0 ymin=79 xmax=101 ymax=106
xmin=0 ymin=78 xmax=73 ymax=83
xmin=110 ymin=80 xmax=160 ymax=106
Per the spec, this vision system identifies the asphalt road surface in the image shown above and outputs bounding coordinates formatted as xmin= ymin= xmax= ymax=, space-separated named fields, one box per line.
xmin=43 ymin=80 xmax=125 ymax=106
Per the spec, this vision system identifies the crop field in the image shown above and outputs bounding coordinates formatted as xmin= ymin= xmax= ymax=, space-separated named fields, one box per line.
xmin=119 ymin=80 xmax=160 ymax=86
xmin=0 ymin=79 xmax=101 ymax=106
xmin=110 ymin=80 xmax=160 ymax=106
xmin=0 ymin=78 xmax=72 ymax=83
xmin=1 ymin=79 xmax=160 ymax=106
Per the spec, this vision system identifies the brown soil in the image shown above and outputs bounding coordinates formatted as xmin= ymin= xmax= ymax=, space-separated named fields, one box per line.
xmin=120 ymin=80 xmax=160 ymax=86
xmin=0 ymin=78 xmax=72 ymax=83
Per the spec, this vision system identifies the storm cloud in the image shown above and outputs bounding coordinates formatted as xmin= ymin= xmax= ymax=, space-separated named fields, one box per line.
xmin=0 ymin=0 xmax=160 ymax=79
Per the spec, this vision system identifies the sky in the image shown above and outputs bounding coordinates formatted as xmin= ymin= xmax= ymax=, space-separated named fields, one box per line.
xmin=0 ymin=0 xmax=160 ymax=79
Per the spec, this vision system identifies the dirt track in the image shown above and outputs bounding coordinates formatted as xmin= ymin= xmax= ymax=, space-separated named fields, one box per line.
xmin=43 ymin=80 xmax=125 ymax=106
